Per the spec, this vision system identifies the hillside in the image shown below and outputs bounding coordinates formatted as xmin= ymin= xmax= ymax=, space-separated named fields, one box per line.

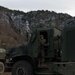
xmin=0 ymin=6 xmax=73 ymax=49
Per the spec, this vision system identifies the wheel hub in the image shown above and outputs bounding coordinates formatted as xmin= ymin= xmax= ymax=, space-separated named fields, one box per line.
xmin=17 ymin=67 xmax=25 ymax=75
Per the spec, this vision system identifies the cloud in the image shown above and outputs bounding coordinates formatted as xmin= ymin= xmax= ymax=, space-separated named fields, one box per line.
xmin=0 ymin=0 xmax=75 ymax=16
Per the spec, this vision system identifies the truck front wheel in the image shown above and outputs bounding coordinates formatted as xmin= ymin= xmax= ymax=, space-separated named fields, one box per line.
xmin=12 ymin=60 xmax=34 ymax=75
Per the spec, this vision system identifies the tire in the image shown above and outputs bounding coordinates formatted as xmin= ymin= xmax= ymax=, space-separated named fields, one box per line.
xmin=0 ymin=62 xmax=4 ymax=73
xmin=12 ymin=60 xmax=34 ymax=75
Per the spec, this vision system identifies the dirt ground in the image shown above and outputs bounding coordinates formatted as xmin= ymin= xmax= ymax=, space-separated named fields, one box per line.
xmin=0 ymin=72 xmax=11 ymax=75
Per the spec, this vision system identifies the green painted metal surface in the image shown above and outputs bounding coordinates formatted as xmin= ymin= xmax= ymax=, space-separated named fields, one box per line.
xmin=61 ymin=21 xmax=75 ymax=61
xmin=28 ymin=28 xmax=54 ymax=58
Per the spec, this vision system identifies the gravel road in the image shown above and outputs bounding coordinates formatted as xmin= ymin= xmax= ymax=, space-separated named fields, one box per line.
xmin=1 ymin=72 xmax=11 ymax=75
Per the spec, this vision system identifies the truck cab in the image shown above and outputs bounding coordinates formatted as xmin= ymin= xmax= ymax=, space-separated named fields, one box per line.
xmin=6 ymin=27 xmax=62 ymax=75
xmin=28 ymin=28 xmax=55 ymax=59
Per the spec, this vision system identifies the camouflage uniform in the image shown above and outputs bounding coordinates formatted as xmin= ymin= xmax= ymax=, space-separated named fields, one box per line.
xmin=38 ymin=35 xmax=47 ymax=67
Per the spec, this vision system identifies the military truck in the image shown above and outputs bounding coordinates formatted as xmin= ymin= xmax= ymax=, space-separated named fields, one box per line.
xmin=2 ymin=19 xmax=75 ymax=75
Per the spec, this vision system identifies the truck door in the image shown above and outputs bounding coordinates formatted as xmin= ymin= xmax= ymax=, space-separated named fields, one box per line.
xmin=47 ymin=29 xmax=54 ymax=58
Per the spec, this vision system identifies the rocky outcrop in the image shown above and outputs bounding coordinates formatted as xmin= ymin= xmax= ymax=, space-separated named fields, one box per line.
xmin=0 ymin=6 xmax=73 ymax=49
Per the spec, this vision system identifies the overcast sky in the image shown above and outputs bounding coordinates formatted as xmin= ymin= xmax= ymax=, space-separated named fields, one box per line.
xmin=0 ymin=0 xmax=75 ymax=16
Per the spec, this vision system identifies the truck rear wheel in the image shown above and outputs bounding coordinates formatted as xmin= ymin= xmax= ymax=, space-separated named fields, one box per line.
xmin=12 ymin=60 xmax=34 ymax=75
